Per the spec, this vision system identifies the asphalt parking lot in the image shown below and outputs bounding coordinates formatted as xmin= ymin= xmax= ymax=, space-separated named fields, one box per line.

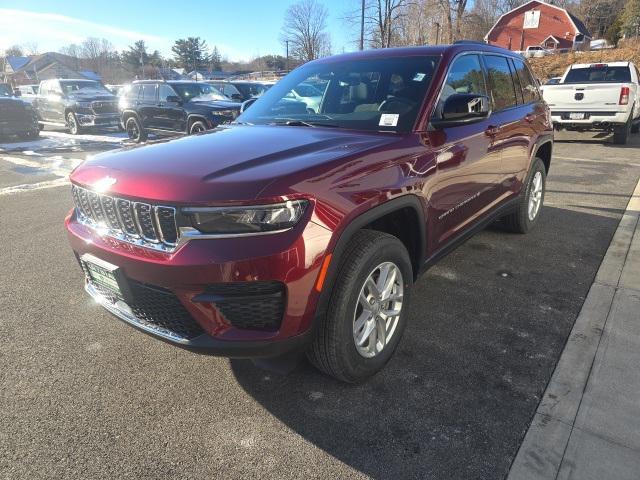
xmin=1 ymin=128 xmax=639 ymax=479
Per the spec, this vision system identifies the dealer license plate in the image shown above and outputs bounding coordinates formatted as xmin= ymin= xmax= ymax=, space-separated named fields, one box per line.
xmin=569 ymin=112 xmax=585 ymax=120
xmin=81 ymin=254 xmax=123 ymax=298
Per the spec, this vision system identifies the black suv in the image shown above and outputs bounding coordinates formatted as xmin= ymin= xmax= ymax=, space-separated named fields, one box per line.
xmin=33 ymin=79 xmax=120 ymax=134
xmin=119 ymin=80 xmax=241 ymax=142
xmin=0 ymin=83 xmax=39 ymax=140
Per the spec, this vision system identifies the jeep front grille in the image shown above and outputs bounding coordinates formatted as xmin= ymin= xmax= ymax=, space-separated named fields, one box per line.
xmin=72 ymin=185 xmax=178 ymax=252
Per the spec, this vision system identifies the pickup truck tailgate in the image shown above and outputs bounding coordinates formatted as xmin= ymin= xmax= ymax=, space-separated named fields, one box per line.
xmin=543 ymin=84 xmax=625 ymax=111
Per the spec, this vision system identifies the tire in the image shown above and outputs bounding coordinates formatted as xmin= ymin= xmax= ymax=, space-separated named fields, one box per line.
xmin=307 ymin=230 xmax=413 ymax=383
xmin=125 ymin=116 xmax=146 ymax=143
xmin=631 ymin=121 xmax=639 ymax=134
xmin=613 ymin=117 xmax=631 ymax=144
xmin=66 ymin=112 xmax=81 ymax=135
xmin=37 ymin=123 xmax=44 ymax=131
xmin=189 ymin=119 xmax=207 ymax=135
xmin=501 ymin=157 xmax=546 ymax=234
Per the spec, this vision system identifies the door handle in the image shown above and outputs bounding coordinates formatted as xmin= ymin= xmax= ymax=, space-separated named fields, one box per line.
xmin=485 ymin=125 xmax=500 ymax=137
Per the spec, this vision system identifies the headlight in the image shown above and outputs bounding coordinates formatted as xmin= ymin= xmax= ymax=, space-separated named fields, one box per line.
xmin=183 ymin=200 xmax=308 ymax=235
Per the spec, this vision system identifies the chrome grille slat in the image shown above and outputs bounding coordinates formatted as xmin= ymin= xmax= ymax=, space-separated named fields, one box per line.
xmin=71 ymin=185 xmax=178 ymax=252
xmin=133 ymin=202 xmax=159 ymax=242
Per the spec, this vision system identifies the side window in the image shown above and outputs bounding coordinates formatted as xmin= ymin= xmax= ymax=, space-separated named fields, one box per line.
xmin=435 ymin=54 xmax=486 ymax=116
xmin=484 ymin=55 xmax=518 ymax=111
xmin=126 ymin=84 xmax=141 ymax=100
xmin=512 ymin=58 xmax=540 ymax=104
xmin=141 ymin=84 xmax=157 ymax=102
xmin=159 ymin=84 xmax=176 ymax=102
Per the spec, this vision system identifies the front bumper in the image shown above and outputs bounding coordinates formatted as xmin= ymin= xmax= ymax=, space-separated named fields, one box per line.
xmin=75 ymin=112 xmax=120 ymax=127
xmin=66 ymin=209 xmax=333 ymax=357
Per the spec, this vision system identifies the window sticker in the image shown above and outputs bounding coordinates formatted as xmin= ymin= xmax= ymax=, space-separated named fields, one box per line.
xmin=413 ymin=72 xmax=426 ymax=81
xmin=379 ymin=113 xmax=399 ymax=127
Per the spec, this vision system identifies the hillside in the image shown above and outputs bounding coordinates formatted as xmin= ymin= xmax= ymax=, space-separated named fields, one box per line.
xmin=528 ymin=43 xmax=640 ymax=80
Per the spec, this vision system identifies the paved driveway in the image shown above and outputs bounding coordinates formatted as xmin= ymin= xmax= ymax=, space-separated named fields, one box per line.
xmin=1 ymin=130 xmax=639 ymax=479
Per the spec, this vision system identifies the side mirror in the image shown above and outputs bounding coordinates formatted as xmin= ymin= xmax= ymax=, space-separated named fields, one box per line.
xmin=166 ymin=95 xmax=181 ymax=104
xmin=432 ymin=93 xmax=490 ymax=127
xmin=240 ymin=97 xmax=257 ymax=113
xmin=231 ymin=93 xmax=243 ymax=101
xmin=13 ymin=89 xmax=21 ymax=97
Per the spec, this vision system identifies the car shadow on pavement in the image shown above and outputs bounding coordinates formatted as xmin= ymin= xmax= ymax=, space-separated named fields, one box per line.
xmin=230 ymin=204 xmax=623 ymax=480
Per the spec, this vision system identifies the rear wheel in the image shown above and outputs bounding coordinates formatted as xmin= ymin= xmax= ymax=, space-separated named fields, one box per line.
xmin=125 ymin=116 xmax=146 ymax=143
xmin=613 ymin=117 xmax=631 ymax=144
xmin=631 ymin=120 xmax=639 ymax=134
xmin=500 ymin=157 xmax=546 ymax=234
xmin=307 ymin=230 xmax=413 ymax=383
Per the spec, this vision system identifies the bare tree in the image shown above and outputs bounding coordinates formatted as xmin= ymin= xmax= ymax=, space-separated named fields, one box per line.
xmin=22 ymin=42 xmax=39 ymax=55
xmin=281 ymin=0 xmax=331 ymax=62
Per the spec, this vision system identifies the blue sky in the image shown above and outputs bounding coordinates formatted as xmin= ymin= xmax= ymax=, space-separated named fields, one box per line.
xmin=0 ymin=1 xmax=357 ymax=61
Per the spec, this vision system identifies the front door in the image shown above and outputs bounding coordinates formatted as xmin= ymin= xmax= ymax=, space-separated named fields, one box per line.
xmin=156 ymin=84 xmax=185 ymax=131
xmin=425 ymin=53 xmax=503 ymax=249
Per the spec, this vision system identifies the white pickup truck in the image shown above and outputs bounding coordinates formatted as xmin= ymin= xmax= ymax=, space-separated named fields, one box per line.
xmin=542 ymin=62 xmax=640 ymax=144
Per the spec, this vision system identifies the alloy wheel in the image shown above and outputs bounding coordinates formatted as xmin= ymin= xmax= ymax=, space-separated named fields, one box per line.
xmin=126 ymin=120 xmax=139 ymax=141
xmin=190 ymin=123 xmax=205 ymax=134
xmin=528 ymin=171 xmax=543 ymax=221
xmin=67 ymin=113 xmax=78 ymax=135
xmin=352 ymin=261 xmax=404 ymax=358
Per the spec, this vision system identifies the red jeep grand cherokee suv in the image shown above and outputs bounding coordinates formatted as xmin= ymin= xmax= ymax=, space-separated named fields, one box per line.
xmin=66 ymin=43 xmax=552 ymax=382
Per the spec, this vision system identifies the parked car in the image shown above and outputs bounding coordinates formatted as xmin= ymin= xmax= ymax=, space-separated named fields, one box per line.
xmin=542 ymin=62 xmax=640 ymax=144
xmin=0 ymin=84 xmax=39 ymax=140
xmin=209 ymin=80 xmax=271 ymax=102
xmin=284 ymin=82 xmax=324 ymax=113
xmin=523 ymin=46 xmax=554 ymax=58
xmin=119 ymin=80 xmax=241 ymax=142
xmin=65 ymin=43 xmax=552 ymax=382
xmin=15 ymin=84 xmax=39 ymax=103
xmin=33 ymin=79 xmax=120 ymax=134
xmin=106 ymin=84 xmax=125 ymax=96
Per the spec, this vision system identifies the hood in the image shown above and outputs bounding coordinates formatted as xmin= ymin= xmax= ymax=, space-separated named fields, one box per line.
xmin=190 ymin=98 xmax=241 ymax=110
xmin=68 ymin=91 xmax=116 ymax=102
xmin=0 ymin=96 xmax=29 ymax=108
xmin=71 ymin=125 xmax=400 ymax=204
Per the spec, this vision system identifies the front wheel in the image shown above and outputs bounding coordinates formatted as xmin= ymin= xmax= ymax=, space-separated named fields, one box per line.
xmin=189 ymin=120 xmax=207 ymax=134
xmin=500 ymin=157 xmax=546 ymax=233
xmin=66 ymin=112 xmax=81 ymax=135
xmin=307 ymin=230 xmax=413 ymax=383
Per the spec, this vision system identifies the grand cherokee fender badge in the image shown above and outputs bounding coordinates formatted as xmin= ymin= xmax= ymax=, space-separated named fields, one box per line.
xmin=93 ymin=176 xmax=117 ymax=193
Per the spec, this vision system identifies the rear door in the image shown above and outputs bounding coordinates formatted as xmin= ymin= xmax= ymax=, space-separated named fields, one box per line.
xmin=138 ymin=83 xmax=158 ymax=128
xmin=426 ymin=53 xmax=502 ymax=248
xmin=482 ymin=54 xmax=530 ymax=195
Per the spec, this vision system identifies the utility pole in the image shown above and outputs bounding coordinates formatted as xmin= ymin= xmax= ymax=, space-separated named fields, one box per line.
xmin=286 ymin=40 xmax=289 ymax=72
xmin=360 ymin=0 xmax=365 ymax=50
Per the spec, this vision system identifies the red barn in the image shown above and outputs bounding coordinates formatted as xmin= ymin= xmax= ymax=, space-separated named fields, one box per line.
xmin=485 ymin=0 xmax=591 ymax=52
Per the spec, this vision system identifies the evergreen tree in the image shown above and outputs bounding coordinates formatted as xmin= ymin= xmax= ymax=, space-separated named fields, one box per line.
xmin=172 ymin=37 xmax=209 ymax=72
xmin=621 ymin=0 xmax=640 ymax=37
xmin=210 ymin=46 xmax=222 ymax=71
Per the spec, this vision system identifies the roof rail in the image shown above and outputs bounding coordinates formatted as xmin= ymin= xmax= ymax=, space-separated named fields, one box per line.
xmin=453 ymin=40 xmax=487 ymax=45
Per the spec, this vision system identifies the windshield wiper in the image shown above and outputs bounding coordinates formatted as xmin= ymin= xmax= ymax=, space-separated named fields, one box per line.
xmin=272 ymin=119 xmax=341 ymax=128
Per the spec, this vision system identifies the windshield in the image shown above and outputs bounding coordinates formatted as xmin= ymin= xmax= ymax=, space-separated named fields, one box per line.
xmin=564 ymin=66 xmax=631 ymax=83
xmin=0 ymin=84 xmax=11 ymax=97
xmin=60 ymin=80 xmax=110 ymax=95
xmin=172 ymin=83 xmax=226 ymax=102
xmin=237 ymin=55 xmax=439 ymax=133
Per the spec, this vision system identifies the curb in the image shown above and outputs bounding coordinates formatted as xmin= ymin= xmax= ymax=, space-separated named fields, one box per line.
xmin=507 ymin=176 xmax=640 ymax=480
